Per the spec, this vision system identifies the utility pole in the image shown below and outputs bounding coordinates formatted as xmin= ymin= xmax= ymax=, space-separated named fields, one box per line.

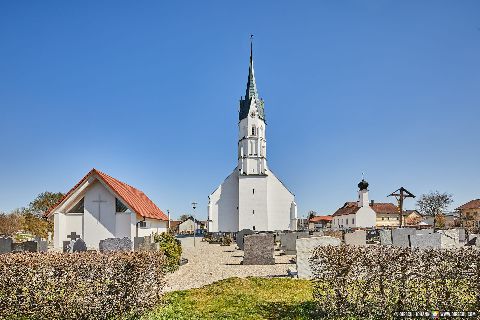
xmin=388 ymin=187 xmax=415 ymax=228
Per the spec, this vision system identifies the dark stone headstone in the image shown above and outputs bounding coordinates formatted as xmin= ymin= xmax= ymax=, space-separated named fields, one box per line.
xmin=236 ymin=229 xmax=254 ymax=250
xmin=63 ymin=241 xmax=72 ymax=253
xmin=36 ymin=240 xmax=48 ymax=252
xmin=366 ymin=229 xmax=380 ymax=244
xmin=280 ymin=232 xmax=309 ymax=255
xmin=23 ymin=241 xmax=38 ymax=252
xmin=0 ymin=237 xmax=13 ymax=254
xmin=243 ymin=234 xmax=275 ymax=265
xmin=99 ymin=237 xmax=132 ymax=253
xmin=72 ymin=239 xmax=87 ymax=252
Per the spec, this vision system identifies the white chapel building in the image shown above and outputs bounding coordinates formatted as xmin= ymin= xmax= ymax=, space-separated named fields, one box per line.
xmin=47 ymin=169 xmax=168 ymax=250
xmin=208 ymin=43 xmax=297 ymax=232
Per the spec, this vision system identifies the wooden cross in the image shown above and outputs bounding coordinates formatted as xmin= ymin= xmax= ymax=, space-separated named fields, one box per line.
xmin=67 ymin=232 xmax=81 ymax=241
xmin=92 ymin=194 xmax=107 ymax=222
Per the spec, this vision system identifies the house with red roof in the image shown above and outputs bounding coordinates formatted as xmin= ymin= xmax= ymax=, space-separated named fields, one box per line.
xmin=308 ymin=215 xmax=332 ymax=230
xmin=332 ymin=179 xmax=401 ymax=229
xmin=456 ymin=199 xmax=480 ymax=230
xmin=46 ymin=169 xmax=168 ymax=250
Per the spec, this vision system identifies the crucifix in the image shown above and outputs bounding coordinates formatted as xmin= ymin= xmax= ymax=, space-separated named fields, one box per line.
xmin=92 ymin=194 xmax=107 ymax=223
xmin=388 ymin=187 xmax=415 ymax=228
xmin=67 ymin=232 xmax=81 ymax=242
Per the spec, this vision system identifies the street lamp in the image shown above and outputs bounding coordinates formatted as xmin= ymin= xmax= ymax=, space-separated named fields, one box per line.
xmin=192 ymin=201 xmax=197 ymax=247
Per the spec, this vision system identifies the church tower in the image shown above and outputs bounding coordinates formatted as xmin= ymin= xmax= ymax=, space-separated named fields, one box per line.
xmin=208 ymin=40 xmax=297 ymax=233
xmin=238 ymin=42 xmax=267 ymax=176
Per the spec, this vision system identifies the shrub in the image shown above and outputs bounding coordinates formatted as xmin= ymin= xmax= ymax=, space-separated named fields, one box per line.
xmin=310 ymin=245 xmax=480 ymax=319
xmin=154 ymin=232 xmax=182 ymax=272
xmin=0 ymin=251 xmax=167 ymax=320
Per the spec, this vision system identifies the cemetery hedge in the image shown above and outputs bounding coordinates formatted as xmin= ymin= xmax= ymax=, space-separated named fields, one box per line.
xmin=310 ymin=245 xmax=480 ymax=319
xmin=154 ymin=232 xmax=182 ymax=272
xmin=0 ymin=251 xmax=167 ymax=320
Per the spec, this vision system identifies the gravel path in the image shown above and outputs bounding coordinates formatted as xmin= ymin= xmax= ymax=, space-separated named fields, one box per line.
xmin=163 ymin=236 xmax=295 ymax=292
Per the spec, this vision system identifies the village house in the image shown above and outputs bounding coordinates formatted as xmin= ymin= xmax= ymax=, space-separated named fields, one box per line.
xmin=308 ymin=216 xmax=332 ymax=230
xmin=170 ymin=217 xmax=207 ymax=234
xmin=332 ymin=179 xmax=401 ymax=229
xmin=46 ymin=169 xmax=168 ymax=250
xmin=456 ymin=199 xmax=480 ymax=230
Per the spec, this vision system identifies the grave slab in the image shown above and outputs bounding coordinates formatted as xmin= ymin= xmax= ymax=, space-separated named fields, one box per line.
xmin=392 ymin=228 xmax=417 ymax=247
xmin=99 ymin=237 xmax=132 ymax=252
xmin=0 ymin=237 xmax=13 ymax=254
xmin=379 ymin=230 xmax=392 ymax=246
xmin=236 ymin=229 xmax=254 ymax=250
xmin=344 ymin=230 xmax=367 ymax=246
xmin=280 ymin=232 xmax=309 ymax=255
xmin=243 ymin=234 xmax=274 ymax=265
xmin=409 ymin=233 xmax=441 ymax=249
xmin=296 ymin=236 xmax=341 ymax=279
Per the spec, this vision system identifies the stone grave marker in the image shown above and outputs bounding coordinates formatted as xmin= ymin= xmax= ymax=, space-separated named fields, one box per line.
xmin=236 ymin=229 xmax=254 ymax=250
xmin=134 ymin=237 xmax=146 ymax=251
xmin=366 ymin=229 xmax=380 ymax=244
xmin=280 ymin=232 xmax=309 ymax=255
xmin=437 ymin=229 xmax=463 ymax=248
xmin=0 ymin=237 xmax=13 ymax=254
xmin=243 ymin=233 xmax=275 ymax=265
xmin=409 ymin=233 xmax=442 ymax=249
xmin=36 ymin=240 xmax=48 ymax=252
xmin=344 ymin=230 xmax=367 ymax=246
xmin=72 ymin=239 xmax=87 ymax=252
xmin=466 ymin=234 xmax=478 ymax=246
xmin=99 ymin=237 xmax=132 ymax=253
xmin=379 ymin=229 xmax=392 ymax=246
xmin=296 ymin=236 xmax=341 ymax=279
xmin=392 ymin=228 xmax=417 ymax=247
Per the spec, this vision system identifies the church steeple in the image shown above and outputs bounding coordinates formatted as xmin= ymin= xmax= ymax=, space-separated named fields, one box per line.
xmin=246 ymin=39 xmax=258 ymax=100
xmin=239 ymin=37 xmax=265 ymax=122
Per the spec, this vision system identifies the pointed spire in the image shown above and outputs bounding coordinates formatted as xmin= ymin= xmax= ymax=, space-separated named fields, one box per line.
xmin=246 ymin=34 xmax=258 ymax=100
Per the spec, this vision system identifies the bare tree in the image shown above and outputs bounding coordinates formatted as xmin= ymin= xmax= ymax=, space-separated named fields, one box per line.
xmin=308 ymin=210 xmax=317 ymax=220
xmin=416 ymin=191 xmax=453 ymax=229
xmin=179 ymin=214 xmax=192 ymax=222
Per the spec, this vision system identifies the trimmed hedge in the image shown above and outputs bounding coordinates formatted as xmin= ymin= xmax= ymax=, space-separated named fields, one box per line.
xmin=0 ymin=251 xmax=167 ymax=320
xmin=310 ymin=245 xmax=480 ymax=319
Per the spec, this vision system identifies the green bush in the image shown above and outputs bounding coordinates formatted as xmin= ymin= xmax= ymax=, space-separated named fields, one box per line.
xmin=310 ymin=245 xmax=480 ymax=319
xmin=0 ymin=251 xmax=167 ymax=320
xmin=154 ymin=232 xmax=182 ymax=272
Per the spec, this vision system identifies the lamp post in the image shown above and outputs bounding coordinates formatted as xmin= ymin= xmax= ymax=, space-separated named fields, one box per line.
xmin=192 ymin=201 xmax=197 ymax=247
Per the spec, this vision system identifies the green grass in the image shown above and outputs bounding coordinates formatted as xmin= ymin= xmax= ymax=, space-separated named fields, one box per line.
xmin=143 ymin=277 xmax=319 ymax=320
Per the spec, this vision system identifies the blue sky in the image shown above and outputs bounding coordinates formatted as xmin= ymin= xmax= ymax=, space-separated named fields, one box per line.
xmin=1 ymin=1 xmax=479 ymax=219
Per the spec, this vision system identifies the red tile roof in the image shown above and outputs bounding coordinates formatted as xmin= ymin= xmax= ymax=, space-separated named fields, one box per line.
xmin=47 ymin=169 xmax=168 ymax=221
xmin=456 ymin=199 xmax=480 ymax=210
xmin=309 ymin=215 xmax=333 ymax=223
xmin=332 ymin=202 xmax=398 ymax=216
xmin=371 ymin=203 xmax=398 ymax=214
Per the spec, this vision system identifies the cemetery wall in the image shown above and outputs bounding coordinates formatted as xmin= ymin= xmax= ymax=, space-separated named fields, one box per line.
xmin=0 ymin=251 xmax=167 ymax=320
xmin=310 ymin=245 xmax=479 ymax=318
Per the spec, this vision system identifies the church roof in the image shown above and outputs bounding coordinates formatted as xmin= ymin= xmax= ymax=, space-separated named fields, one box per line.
xmin=332 ymin=202 xmax=398 ymax=217
xmin=239 ymin=40 xmax=265 ymax=122
xmin=46 ymin=169 xmax=168 ymax=221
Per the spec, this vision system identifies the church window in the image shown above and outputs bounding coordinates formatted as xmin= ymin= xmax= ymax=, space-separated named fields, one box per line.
xmin=352 ymin=218 xmax=355 ymax=224
xmin=253 ymin=210 xmax=255 ymax=215
xmin=68 ymin=198 xmax=84 ymax=213
xmin=253 ymin=226 xmax=256 ymax=231
xmin=116 ymin=198 xmax=128 ymax=212
xmin=252 ymin=126 xmax=256 ymax=136
xmin=253 ymin=188 xmax=255 ymax=195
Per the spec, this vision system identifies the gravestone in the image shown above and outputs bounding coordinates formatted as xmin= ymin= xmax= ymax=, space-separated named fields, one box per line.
xmin=312 ymin=231 xmax=324 ymax=237
xmin=379 ymin=230 xmax=392 ymax=246
xmin=23 ymin=241 xmax=38 ymax=252
xmin=72 ymin=239 xmax=87 ymax=252
xmin=99 ymin=237 xmax=132 ymax=252
xmin=366 ymin=229 xmax=380 ymax=244
xmin=236 ymin=229 xmax=254 ymax=250
xmin=36 ymin=240 xmax=48 ymax=252
xmin=344 ymin=230 xmax=367 ymax=246
xmin=296 ymin=236 xmax=341 ymax=279
xmin=134 ymin=237 xmax=146 ymax=251
xmin=410 ymin=233 xmax=442 ymax=249
xmin=466 ymin=234 xmax=478 ymax=246
xmin=0 ymin=237 xmax=13 ymax=254
xmin=280 ymin=232 xmax=309 ymax=255
xmin=243 ymin=234 xmax=275 ymax=265
xmin=63 ymin=241 xmax=72 ymax=253
xmin=392 ymin=228 xmax=417 ymax=247
xmin=437 ymin=229 xmax=463 ymax=248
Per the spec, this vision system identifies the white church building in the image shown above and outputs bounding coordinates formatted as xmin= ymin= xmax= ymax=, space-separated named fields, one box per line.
xmin=331 ymin=179 xmax=377 ymax=229
xmin=47 ymin=168 xmax=168 ymax=250
xmin=208 ymin=43 xmax=297 ymax=232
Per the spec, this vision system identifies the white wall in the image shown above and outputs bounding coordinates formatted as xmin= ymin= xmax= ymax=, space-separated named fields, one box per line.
xmin=209 ymin=170 xmax=239 ymax=232
xmin=239 ymin=175 xmax=268 ymax=231
xmin=136 ymin=217 xmax=168 ymax=237
xmin=115 ymin=211 xmax=132 ymax=238
xmin=267 ymin=172 xmax=295 ymax=231
xmin=355 ymin=207 xmax=376 ymax=228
